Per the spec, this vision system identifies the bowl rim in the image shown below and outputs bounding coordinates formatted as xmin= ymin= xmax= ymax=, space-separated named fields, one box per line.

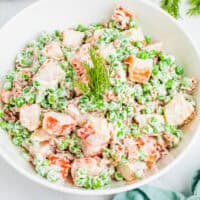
xmin=0 ymin=0 xmax=200 ymax=195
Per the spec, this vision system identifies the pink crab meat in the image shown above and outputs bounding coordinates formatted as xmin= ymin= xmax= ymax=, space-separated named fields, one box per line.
xmin=43 ymin=41 xmax=64 ymax=60
xmin=124 ymin=55 xmax=153 ymax=84
xmin=33 ymin=59 xmax=65 ymax=89
xmin=77 ymin=115 xmax=110 ymax=157
xmin=62 ymin=29 xmax=84 ymax=48
xmin=43 ymin=111 xmax=76 ymax=136
xmin=20 ymin=104 xmax=41 ymax=131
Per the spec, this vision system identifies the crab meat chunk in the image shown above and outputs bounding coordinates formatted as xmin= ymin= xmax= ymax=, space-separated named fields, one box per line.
xmin=20 ymin=104 xmax=41 ymax=131
xmin=43 ymin=41 xmax=64 ymax=60
xmin=144 ymin=42 xmax=163 ymax=52
xmin=164 ymin=93 xmax=195 ymax=126
xmin=33 ymin=59 xmax=65 ymax=89
xmin=71 ymin=157 xmax=103 ymax=181
xmin=31 ymin=128 xmax=51 ymax=142
xmin=123 ymin=136 xmax=138 ymax=162
xmin=66 ymin=101 xmax=84 ymax=124
xmin=48 ymin=154 xmax=70 ymax=178
xmin=78 ymin=115 xmax=111 ymax=157
xmin=28 ymin=129 xmax=54 ymax=157
xmin=43 ymin=111 xmax=76 ymax=136
xmin=99 ymin=43 xmax=116 ymax=62
xmin=62 ymin=29 xmax=84 ymax=48
xmin=1 ymin=90 xmax=12 ymax=103
xmin=117 ymin=161 xmax=147 ymax=181
xmin=122 ymin=28 xmax=145 ymax=43
xmin=135 ymin=114 xmax=164 ymax=127
xmin=125 ymin=55 xmax=153 ymax=84
xmin=112 ymin=6 xmax=133 ymax=30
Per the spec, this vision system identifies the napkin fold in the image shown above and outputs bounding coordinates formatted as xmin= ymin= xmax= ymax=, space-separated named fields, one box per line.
xmin=113 ymin=170 xmax=200 ymax=200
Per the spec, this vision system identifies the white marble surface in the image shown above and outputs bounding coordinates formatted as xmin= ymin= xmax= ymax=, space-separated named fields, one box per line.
xmin=0 ymin=0 xmax=200 ymax=199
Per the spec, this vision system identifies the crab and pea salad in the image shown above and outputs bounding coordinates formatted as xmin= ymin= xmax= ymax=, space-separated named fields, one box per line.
xmin=0 ymin=6 xmax=197 ymax=189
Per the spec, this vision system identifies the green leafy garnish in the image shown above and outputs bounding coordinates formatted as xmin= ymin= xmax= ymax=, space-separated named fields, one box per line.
xmin=161 ymin=0 xmax=180 ymax=18
xmin=187 ymin=0 xmax=200 ymax=15
xmin=74 ymin=47 xmax=111 ymax=99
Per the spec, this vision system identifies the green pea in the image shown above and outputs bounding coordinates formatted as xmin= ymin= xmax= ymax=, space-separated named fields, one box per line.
xmin=145 ymin=35 xmax=151 ymax=44
xmin=5 ymin=103 xmax=11 ymax=109
xmin=0 ymin=110 xmax=4 ymax=118
xmin=20 ymin=59 xmax=31 ymax=67
xmin=143 ymin=83 xmax=151 ymax=94
xmin=0 ymin=121 xmax=7 ymax=129
xmin=54 ymin=30 xmax=61 ymax=37
xmin=65 ymin=66 xmax=74 ymax=78
xmin=38 ymin=53 xmax=46 ymax=64
xmin=93 ymin=178 xmax=102 ymax=189
xmin=27 ymin=93 xmax=36 ymax=104
xmin=129 ymin=18 xmax=138 ymax=28
xmin=21 ymin=73 xmax=29 ymax=81
xmin=33 ymin=80 xmax=40 ymax=87
xmin=15 ymin=97 xmax=25 ymax=107
xmin=137 ymin=50 xmax=149 ymax=59
xmin=56 ymin=88 xmax=66 ymax=97
xmin=76 ymin=24 xmax=88 ymax=32
xmin=9 ymin=97 xmax=16 ymax=105
xmin=48 ymin=95 xmax=57 ymax=104
xmin=108 ymin=20 xmax=116 ymax=28
xmin=157 ymin=95 xmax=166 ymax=101
xmin=47 ymin=170 xmax=60 ymax=182
xmin=6 ymin=73 xmax=14 ymax=81
xmin=152 ymin=64 xmax=159 ymax=75
xmin=23 ymin=86 xmax=31 ymax=94
xmin=13 ymin=136 xmax=23 ymax=146
xmin=4 ymin=81 xmax=12 ymax=90
xmin=134 ymin=41 xmax=143 ymax=48
xmin=117 ymin=130 xmax=124 ymax=137
xmin=114 ymin=172 xmax=123 ymax=181
xmin=175 ymin=66 xmax=184 ymax=75
xmin=165 ymin=79 xmax=173 ymax=89
xmin=58 ymin=139 xmax=69 ymax=150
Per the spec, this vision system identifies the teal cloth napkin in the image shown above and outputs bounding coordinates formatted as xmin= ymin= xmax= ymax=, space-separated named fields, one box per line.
xmin=113 ymin=170 xmax=200 ymax=200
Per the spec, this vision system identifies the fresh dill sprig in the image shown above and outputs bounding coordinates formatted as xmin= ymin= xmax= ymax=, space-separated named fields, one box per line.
xmin=74 ymin=80 xmax=91 ymax=95
xmin=187 ymin=0 xmax=200 ymax=16
xmin=161 ymin=0 xmax=180 ymax=18
xmin=74 ymin=47 xmax=111 ymax=99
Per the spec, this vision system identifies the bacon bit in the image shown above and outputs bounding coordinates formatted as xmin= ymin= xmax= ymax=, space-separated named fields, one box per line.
xmin=77 ymin=123 xmax=95 ymax=140
xmin=124 ymin=55 xmax=134 ymax=65
xmin=118 ymin=6 xmax=133 ymax=17
xmin=48 ymin=155 xmax=70 ymax=178
xmin=146 ymin=154 xmax=157 ymax=168
xmin=135 ymin=137 xmax=145 ymax=148
xmin=3 ymin=108 xmax=17 ymax=122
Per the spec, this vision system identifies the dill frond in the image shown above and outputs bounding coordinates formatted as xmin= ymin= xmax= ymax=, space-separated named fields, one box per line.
xmin=75 ymin=47 xmax=111 ymax=99
xmin=161 ymin=0 xmax=181 ymax=18
xmin=187 ymin=0 xmax=200 ymax=16
xmin=73 ymin=80 xmax=91 ymax=95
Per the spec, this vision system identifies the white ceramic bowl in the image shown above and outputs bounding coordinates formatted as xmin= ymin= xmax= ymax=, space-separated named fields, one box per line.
xmin=0 ymin=0 xmax=199 ymax=195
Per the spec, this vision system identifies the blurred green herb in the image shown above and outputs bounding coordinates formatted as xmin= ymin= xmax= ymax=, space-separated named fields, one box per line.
xmin=187 ymin=0 xmax=200 ymax=15
xmin=160 ymin=0 xmax=200 ymax=17
xmin=161 ymin=0 xmax=180 ymax=18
